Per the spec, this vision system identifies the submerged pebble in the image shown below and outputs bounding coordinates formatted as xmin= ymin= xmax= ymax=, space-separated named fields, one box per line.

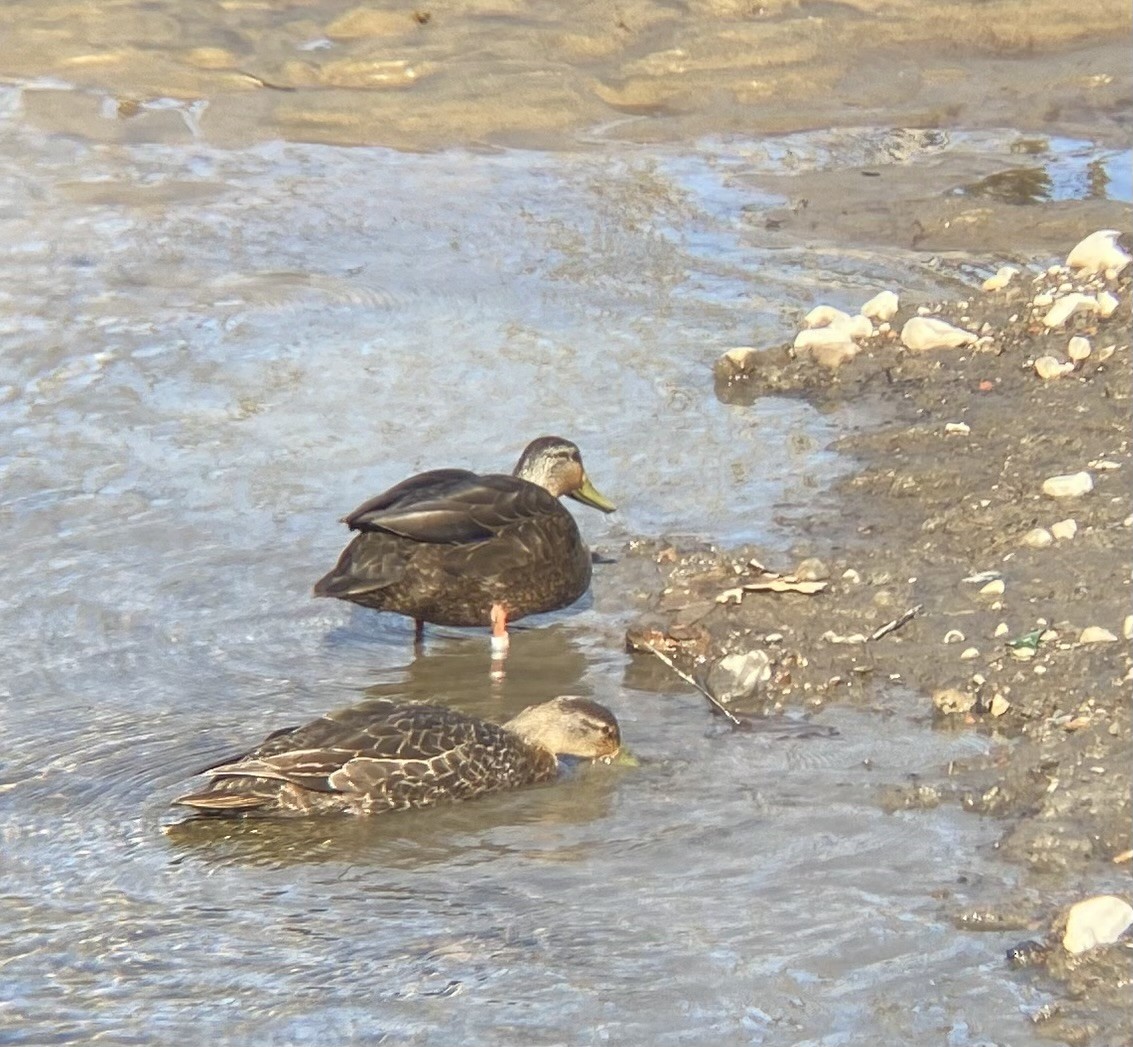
xmin=1041 ymin=472 xmax=1093 ymax=498
xmin=933 ymin=687 xmax=976 ymax=715
xmin=1062 ymin=895 xmax=1133 ymax=955
xmin=900 ymin=316 xmax=977 ymax=351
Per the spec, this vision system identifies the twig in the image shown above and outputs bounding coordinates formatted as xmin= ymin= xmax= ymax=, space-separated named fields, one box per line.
xmin=640 ymin=641 xmax=745 ymax=727
xmin=869 ymin=604 xmax=922 ymax=642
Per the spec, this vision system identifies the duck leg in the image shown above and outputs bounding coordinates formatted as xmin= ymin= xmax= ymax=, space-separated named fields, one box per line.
xmin=489 ymin=603 xmax=510 ymax=654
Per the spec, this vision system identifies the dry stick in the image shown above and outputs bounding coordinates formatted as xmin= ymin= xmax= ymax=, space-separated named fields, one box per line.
xmin=640 ymin=641 xmax=745 ymax=727
xmin=869 ymin=604 xmax=922 ymax=642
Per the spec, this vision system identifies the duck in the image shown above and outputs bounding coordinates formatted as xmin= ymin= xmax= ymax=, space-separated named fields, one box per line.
xmin=172 ymin=695 xmax=622 ymax=816
xmin=313 ymin=436 xmax=615 ymax=648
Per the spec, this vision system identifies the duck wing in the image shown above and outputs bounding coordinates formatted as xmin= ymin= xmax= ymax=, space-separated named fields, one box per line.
xmin=345 ymin=472 xmax=562 ymax=545
xmin=192 ymin=699 xmax=503 ymax=796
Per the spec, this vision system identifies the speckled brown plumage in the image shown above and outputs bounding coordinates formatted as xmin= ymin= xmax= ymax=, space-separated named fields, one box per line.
xmin=312 ymin=437 xmax=615 ymax=630
xmin=172 ymin=696 xmax=621 ymax=817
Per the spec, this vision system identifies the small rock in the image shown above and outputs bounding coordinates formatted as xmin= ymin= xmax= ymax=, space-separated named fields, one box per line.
xmin=982 ymin=266 xmax=1019 ymax=292
xmin=793 ymin=328 xmax=860 ymax=369
xmin=1032 ymin=291 xmax=1055 ymax=308
xmin=1067 ymin=336 xmax=1091 ymax=362
xmin=1078 ymin=626 xmax=1118 ymax=645
xmin=933 ymin=687 xmax=976 ymax=714
xmin=701 ymin=650 xmax=773 ymax=704
xmin=802 ymin=305 xmax=854 ymax=329
xmin=901 ymin=316 xmax=978 ymax=351
xmin=989 ymin=694 xmax=1010 ymax=717
xmin=1061 ymin=895 xmax=1133 ymax=955
xmin=859 ymin=290 xmax=899 ymax=322
xmin=1021 ymin=527 xmax=1053 ymax=548
xmin=822 ymin=631 xmax=868 ymax=645
xmin=994 ymin=622 xmax=1009 ymax=637
xmin=795 ymin=557 xmax=829 ymax=582
xmin=1065 ymin=229 xmax=1132 ymax=278
xmin=1124 ymin=615 xmax=1132 ymax=641
xmin=944 ymin=421 xmax=971 ymax=435
xmin=1034 ymin=355 xmax=1074 ymax=380
xmin=943 ymin=629 xmax=965 ymax=644
xmin=1050 ymin=518 xmax=1078 ymax=540
xmin=1095 ymin=291 xmax=1119 ymax=318
xmin=979 ymin=579 xmax=1005 ymax=596
xmin=714 ymin=346 xmax=760 ymax=378
xmin=1042 ymin=293 xmax=1097 ymax=328
xmin=1096 ymin=343 xmax=1117 ymax=362
xmin=1041 ymin=472 xmax=1093 ymax=498
xmin=841 ymin=568 xmax=862 ymax=584
xmin=960 ymin=647 xmax=980 ymax=660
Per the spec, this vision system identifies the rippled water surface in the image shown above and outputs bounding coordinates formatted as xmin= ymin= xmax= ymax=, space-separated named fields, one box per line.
xmin=0 ymin=58 xmax=1100 ymax=1044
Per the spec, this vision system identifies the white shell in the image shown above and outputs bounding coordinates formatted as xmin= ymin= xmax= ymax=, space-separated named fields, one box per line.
xmin=1034 ymin=355 xmax=1073 ymax=379
xmin=1095 ymin=291 xmax=1119 ymax=318
xmin=1067 ymin=336 xmax=1091 ymax=362
xmin=860 ymin=290 xmax=899 ymax=322
xmin=1062 ymin=895 xmax=1133 ymax=955
xmin=1021 ymin=527 xmax=1053 ymax=548
xmin=1065 ymin=230 xmax=1132 ymax=277
xmin=1078 ymin=626 xmax=1118 ymax=644
xmin=982 ymin=266 xmax=1019 ymax=292
xmin=1050 ymin=518 xmax=1078 ymax=540
xmin=1042 ymin=472 xmax=1094 ymax=498
xmin=802 ymin=305 xmax=855 ymax=329
xmin=900 ymin=316 xmax=978 ymax=351
xmin=1042 ymin=293 xmax=1098 ymax=328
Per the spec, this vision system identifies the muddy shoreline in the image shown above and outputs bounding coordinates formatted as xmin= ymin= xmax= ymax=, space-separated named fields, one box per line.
xmin=625 ymin=243 xmax=1132 ymax=1042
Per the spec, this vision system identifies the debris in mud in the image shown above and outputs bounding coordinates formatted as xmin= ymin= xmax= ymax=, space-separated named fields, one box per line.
xmin=641 ymin=228 xmax=1132 ymax=1036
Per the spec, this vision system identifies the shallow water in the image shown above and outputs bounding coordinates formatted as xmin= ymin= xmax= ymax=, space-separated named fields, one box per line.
xmin=0 ymin=29 xmax=1123 ymax=1045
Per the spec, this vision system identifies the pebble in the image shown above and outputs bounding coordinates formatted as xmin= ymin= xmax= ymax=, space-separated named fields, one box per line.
xmin=822 ymin=631 xmax=867 ymax=645
xmin=1096 ymin=343 xmax=1116 ymax=362
xmin=1124 ymin=615 xmax=1132 ymax=641
xmin=901 ymin=316 xmax=978 ymax=351
xmin=943 ymin=629 xmax=965 ymax=644
xmin=982 ymin=266 xmax=1019 ymax=292
xmin=841 ymin=568 xmax=861 ymax=584
xmin=1021 ymin=527 xmax=1053 ymax=548
xmin=802 ymin=305 xmax=853 ymax=329
xmin=933 ymin=687 xmax=975 ymax=714
xmin=979 ymin=579 xmax=1005 ymax=596
xmin=1034 ymin=355 xmax=1073 ymax=380
xmin=701 ymin=650 xmax=773 ymax=704
xmin=1061 ymin=895 xmax=1133 ymax=955
xmin=1078 ymin=626 xmax=1118 ymax=645
xmin=1095 ymin=291 xmax=1119 ymax=318
xmin=1050 ymin=518 xmax=1078 ymax=540
xmin=793 ymin=328 xmax=861 ymax=369
xmin=859 ymin=290 xmax=899 ymax=322
xmin=944 ymin=421 xmax=971 ymax=435
xmin=960 ymin=647 xmax=980 ymax=660
xmin=989 ymin=694 xmax=1010 ymax=717
xmin=994 ymin=622 xmax=1009 ymax=637
xmin=795 ymin=557 xmax=830 ymax=582
xmin=1041 ymin=292 xmax=1097 ymax=328
xmin=1067 ymin=336 xmax=1091 ymax=362
xmin=1065 ymin=229 xmax=1132 ymax=278
xmin=1032 ymin=291 xmax=1055 ymax=308
xmin=1041 ymin=472 xmax=1093 ymax=498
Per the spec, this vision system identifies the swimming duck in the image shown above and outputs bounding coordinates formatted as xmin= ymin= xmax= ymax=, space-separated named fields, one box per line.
xmin=313 ymin=436 xmax=615 ymax=648
xmin=172 ymin=695 xmax=621 ymax=816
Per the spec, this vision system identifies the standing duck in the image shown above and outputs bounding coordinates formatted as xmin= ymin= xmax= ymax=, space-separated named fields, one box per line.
xmin=313 ymin=437 xmax=615 ymax=649
xmin=172 ymin=695 xmax=622 ymax=816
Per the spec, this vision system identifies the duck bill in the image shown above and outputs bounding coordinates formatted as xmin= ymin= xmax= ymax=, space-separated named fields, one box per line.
xmin=569 ymin=475 xmax=616 ymax=513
